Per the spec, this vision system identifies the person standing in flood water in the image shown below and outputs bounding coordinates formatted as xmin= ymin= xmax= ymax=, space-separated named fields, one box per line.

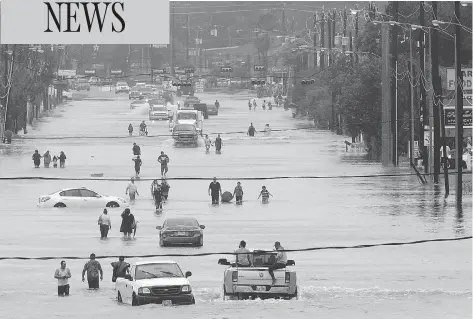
xmin=43 ymin=151 xmax=52 ymax=168
xmin=54 ymin=260 xmax=71 ymax=296
xmin=111 ymin=256 xmax=130 ymax=282
xmin=59 ymin=151 xmax=67 ymax=168
xmin=120 ymin=208 xmax=135 ymax=239
xmin=97 ymin=209 xmax=111 ymax=239
xmin=32 ymin=150 xmax=42 ymax=168
xmin=215 ymin=134 xmax=223 ymax=152
xmin=82 ymin=253 xmax=103 ymax=289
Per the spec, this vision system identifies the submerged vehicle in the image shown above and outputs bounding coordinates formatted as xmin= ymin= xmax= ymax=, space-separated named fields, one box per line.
xmin=116 ymin=260 xmax=195 ymax=306
xmin=169 ymin=110 xmax=204 ymax=136
xmin=219 ymin=250 xmax=297 ymax=300
xmin=171 ymin=123 xmax=199 ymax=146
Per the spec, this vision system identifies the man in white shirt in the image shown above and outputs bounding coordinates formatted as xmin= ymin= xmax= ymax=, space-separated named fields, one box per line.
xmin=126 ymin=177 xmax=139 ymax=201
xmin=54 ymin=260 xmax=71 ymax=296
xmin=268 ymin=241 xmax=287 ymax=285
xmin=235 ymin=240 xmax=251 ymax=267
xmin=98 ymin=209 xmax=111 ymax=239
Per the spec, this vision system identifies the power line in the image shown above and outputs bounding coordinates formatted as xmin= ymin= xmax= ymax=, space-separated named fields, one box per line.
xmin=0 ymin=172 xmax=467 ymax=182
xmin=0 ymin=236 xmax=470 ymax=261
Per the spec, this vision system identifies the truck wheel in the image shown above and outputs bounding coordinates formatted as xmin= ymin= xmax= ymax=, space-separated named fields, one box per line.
xmin=131 ymin=293 xmax=139 ymax=306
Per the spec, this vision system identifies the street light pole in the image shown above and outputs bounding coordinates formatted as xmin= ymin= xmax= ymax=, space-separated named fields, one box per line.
xmin=409 ymin=28 xmax=415 ymax=166
xmin=454 ymin=1 xmax=463 ymax=203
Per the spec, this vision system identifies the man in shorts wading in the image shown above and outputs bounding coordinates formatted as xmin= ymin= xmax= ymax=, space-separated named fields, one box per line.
xmin=208 ymin=177 xmax=222 ymax=204
xmin=82 ymin=253 xmax=103 ymax=289
xmin=126 ymin=178 xmax=139 ymax=201
xmin=158 ymin=151 xmax=170 ymax=178
xmin=54 ymin=260 xmax=71 ymax=296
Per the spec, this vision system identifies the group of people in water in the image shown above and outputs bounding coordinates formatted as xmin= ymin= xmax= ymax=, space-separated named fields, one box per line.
xmin=128 ymin=121 xmax=148 ymax=136
xmin=248 ymin=98 xmax=277 ymax=111
xmin=131 ymin=143 xmax=170 ymax=178
xmin=208 ymin=177 xmax=274 ymax=205
xmin=32 ymin=150 xmax=67 ymax=168
xmin=97 ymin=206 xmax=138 ymax=240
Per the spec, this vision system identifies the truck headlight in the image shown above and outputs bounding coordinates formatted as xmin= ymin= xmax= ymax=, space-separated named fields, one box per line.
xmin=138 ymin=287 xmax=151 ymax=295
xmin=181 ymin=285 xmax=191 ymax=293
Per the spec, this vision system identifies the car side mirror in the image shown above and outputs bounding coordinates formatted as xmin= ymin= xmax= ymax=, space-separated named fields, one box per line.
xmin=156 ymin=226 xmax=162 ymax=230
xmin=185 ymin=271 xmax=192 ymax=278
xmin=286 ymin=260 xmax=295 ymax=266
xmin=218 ymin=258 xmax=229 ymax=265
xmin=199 ymin=225 xmax=205 ymax=229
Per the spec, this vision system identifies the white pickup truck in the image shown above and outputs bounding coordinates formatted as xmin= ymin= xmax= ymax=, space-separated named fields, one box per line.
xmin=218 ymin=250 xmax=298 ymax=300
xmin=116 ymin=260 xmax=195 ymax=306
xmin=169 ymin=110 xmax=204 ymax=136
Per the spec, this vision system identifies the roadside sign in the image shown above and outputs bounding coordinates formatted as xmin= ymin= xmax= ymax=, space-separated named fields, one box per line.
xmin=446 ymin=68 xmax=472 ymax=91
xmin=84 ymin=69 xmax=96 ymax=75
xmin=443 ymin=106 xmax=473 ymax=128
xmin=110 ymin=70 xmax=122 ymax=75
xmin=57 ymin=69 xmax=76 ymax=77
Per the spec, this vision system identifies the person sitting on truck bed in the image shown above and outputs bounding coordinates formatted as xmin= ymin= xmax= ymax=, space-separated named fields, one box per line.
xmin=235 ymin=240 xmax=251 ymax=267
xmin=268 ymin=241 xmax=287 ymax=285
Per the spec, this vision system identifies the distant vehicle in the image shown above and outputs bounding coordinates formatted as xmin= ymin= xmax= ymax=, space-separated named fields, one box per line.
xmin=171 ymin=123 xmax=199 ymax=146
xmin=193 ymin=103 xmax=208 ymax=119
xmin=88 ymin=77 xmax=100 ymax=85
xmin=62 ymin=89 xmax=73 ymax=100
xmin=170 ymin=110 xmax=203 ymax=135
xmin=219 ymin=250 xmax=298 ymax=300
xmin=206 ymin=103 xmax=218 ymax=116
xmin=139 ymin=87 xmax=154 ymax=99
xmin=129 ymin=90 xmax=142 ymax=100
xmin=37 ymin=187 xmax=129 ymax=208
xmin=74 ymin=79 xmax=90 ymax=91
xmin=101 ymin=78 xmax=114 ymax=86
xmin=116 ymin=260 xmax=195 ymax=306
xmin=130 ymin=100 xmax=149 ymax=109
xmin=149 ymin=105 xmax=169 ymax=121
xmin=156 ymin=218 xmax=205 ymax=247
xmin=115 ymin=81 xmax=130 ymax=94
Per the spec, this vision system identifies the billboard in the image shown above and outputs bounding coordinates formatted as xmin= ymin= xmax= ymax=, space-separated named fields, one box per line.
xmin=446 ymin=68 xmax=472 ymax=91
xmin=444 ymin=106 xmax=472 ymax=129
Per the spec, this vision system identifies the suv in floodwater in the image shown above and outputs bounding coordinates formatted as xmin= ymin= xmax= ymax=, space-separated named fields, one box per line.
xmin=171 ymin=123 xmax=199 ymax=146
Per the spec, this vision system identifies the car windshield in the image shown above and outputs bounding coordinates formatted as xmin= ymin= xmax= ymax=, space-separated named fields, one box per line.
xmin=177 ymin=113 xmax=196 ymax=120
xmin=151 ymin=106 xmax=167 ymax=112
xmin=135 ymin=263 xmax=184 ymax=280
xmin=173 ymin=124 xmax=195 ymax=132
xmin=251 ymin=252 xmax=279 ymax=267
xmin=166 ymin=219 xmax=198 ymax=227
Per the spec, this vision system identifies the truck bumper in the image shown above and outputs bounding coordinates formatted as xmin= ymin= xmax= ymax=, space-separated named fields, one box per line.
xmin=136 ymin=293 xmax=195 ymax=305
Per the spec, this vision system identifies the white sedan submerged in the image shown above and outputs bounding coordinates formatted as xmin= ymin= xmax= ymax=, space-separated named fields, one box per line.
xmin=38 ymin=187 xmax=129 ymax=208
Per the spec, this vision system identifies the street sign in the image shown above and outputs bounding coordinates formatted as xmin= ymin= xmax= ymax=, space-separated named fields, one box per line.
xmin=443 ymin=106 xmax=473 ymax=128
xmin=301 ymin=79 xmax=315 ymax=85
xmin=110 ymin=70 xmax=122 ymax=75
xmin=270 ymin=66 xmax=290 ymax=73
xmin=153 ymin=44 xmax=167 ymax=48
xmin=184 ymin=67 xmax=195 ymax=74
xmin=57 ymin=69 xmax=76 ymax=77
xmin=221 ymin=67 xmax=233 ymax=72
xmin=251 ymin=80 xmax=265 ymax=85
xmin=254 ymin=65 xmax=265 ymax=71
xmin=446 ymin=68 xmax=472 ymax=91
xmin=84 ymin=69 xmax=96 ymax=75
xmin=153 ymin=69 xmax=168 ymax=74
xmin=414 ymin=141 xmax=420 ymax=159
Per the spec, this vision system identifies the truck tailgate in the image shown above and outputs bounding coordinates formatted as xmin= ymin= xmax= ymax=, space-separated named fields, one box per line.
xmin=236 ymin=268 xmax=286 ymax=285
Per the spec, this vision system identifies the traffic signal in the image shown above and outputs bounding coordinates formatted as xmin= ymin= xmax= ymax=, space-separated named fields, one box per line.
xmin=221 ymin=67 xmax=233 ymax=72
xmin=185 ymin=68 xmax=194 ymax=73
xmin=301 ymin=79 xmax=315 ymax=85
xmin=254 ymin=65 xmax=265 ymax=71
xmin=251 ymin=80 xmax=266 ymax=85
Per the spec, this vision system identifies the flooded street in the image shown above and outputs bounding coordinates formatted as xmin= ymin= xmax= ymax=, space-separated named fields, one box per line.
xmin=0 ymin=89 xmax=471 ymax=319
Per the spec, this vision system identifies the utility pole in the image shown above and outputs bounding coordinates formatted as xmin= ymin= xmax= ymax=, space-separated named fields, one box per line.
xmin=170 ymin=3 xmax=175 ymax=76
xmin=349 ymin=30 xmax=353 ymax=64
xmin=2 ymin=44 xmax=10 ymax=135
xmin=419 ymin=1 xmax=428 ymax=174
xmin=282 ymin=3 xmax=286 ymax=37
xmin=343 ymin=7 xmax=347 ymax=48
xmin=332 ymin=10 xmax=336 ymax=50
xmin=454 ymin=0 xmax=463 ymax=203
xmin=431 ymin=1 xmax=441 ymax=182
xmin=327 ymin=11 xmax=332 ymax=66
xmin=391 ymin=1 xmax=399 ymax=166
xmin=355 ymin=10 xmax=359 ymax=64
xmin=186 ymin=13 xmax=190 ymax=64
xmin=320 ymin=12 xmax=325 ymax=69
xmin=313 ymin=13 xmax=317 ymax=68
xmin=440 ymin=89 xmax=450 ymax=197
xmin=409 ymin=29 xmax=415 ymax=166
